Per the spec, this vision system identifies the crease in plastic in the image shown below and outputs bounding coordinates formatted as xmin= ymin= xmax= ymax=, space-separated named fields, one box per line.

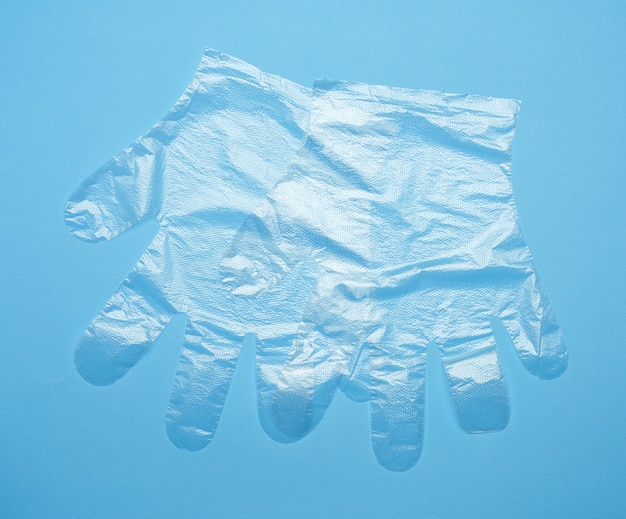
xmin=221 ymin=80 xmax=568 ymax=471
xmin=66 ymin=49 xmax=316 ymax=450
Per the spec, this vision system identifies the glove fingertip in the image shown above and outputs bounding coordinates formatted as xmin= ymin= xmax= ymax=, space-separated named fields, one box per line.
xmin=74 ymin=343 xmax=121 ymax=386
xmin=65 ymin=198 xmax=119 ymax=242
xmin=537 ymin=330 xmax=568 ymax=380
xmin=165 ymin=420 xmax=213 ymax=451
xmin=373 ymin=444 xmax=422 ymax=472
xmin=271 ymin=388 xmax=315 ymax=439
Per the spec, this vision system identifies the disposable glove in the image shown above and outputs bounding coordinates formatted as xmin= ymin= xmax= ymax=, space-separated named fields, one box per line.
xmin=66 ymin=49 xmax=313 ymax=450
xmin=221 ymin=80 xmax=568 ymax=471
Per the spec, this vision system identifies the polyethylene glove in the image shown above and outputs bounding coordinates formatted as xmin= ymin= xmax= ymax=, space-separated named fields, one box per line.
xmin=66 ymin=49 xmax=313 ymax=450
xmin=221 ymin=80 xmax=568 ymax=471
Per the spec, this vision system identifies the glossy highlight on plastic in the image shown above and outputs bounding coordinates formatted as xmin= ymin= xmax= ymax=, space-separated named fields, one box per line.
xmin=66 ymin=49 xmax=313 ymax=450
xmin=221 ymin=80 xmax=568 ymax=471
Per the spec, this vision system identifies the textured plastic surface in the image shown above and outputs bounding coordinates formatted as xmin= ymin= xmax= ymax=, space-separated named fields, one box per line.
xmin=221 ymin=80 xmax=568 ymax=471
xmin=66 ymin=49 xmax=314 ymax=450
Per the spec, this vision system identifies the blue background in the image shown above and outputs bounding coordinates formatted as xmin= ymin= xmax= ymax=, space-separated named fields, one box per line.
xmin=1 ymin=1 xmax=624 ymax=517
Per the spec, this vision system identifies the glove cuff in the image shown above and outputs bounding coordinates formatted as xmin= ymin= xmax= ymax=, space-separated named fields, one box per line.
xmin=310 ymin=79 xmax=520 ymax=154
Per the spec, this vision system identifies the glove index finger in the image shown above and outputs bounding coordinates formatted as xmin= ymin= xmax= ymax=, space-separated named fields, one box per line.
xmin=75 ymin=267 xmax=176 ymax=386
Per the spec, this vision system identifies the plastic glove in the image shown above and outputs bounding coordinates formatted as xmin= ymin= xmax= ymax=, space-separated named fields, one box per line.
xmin=66 ymin=49 xmax=313 ymax=450
xmin=221 ymin=80 xmax=568 ymax=471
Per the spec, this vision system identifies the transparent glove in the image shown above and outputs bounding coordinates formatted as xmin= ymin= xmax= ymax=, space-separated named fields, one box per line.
xmin=66 ymin=49 xmax=313 ymax=450
xmin=221 ymin=80 xmax=568 ymax=471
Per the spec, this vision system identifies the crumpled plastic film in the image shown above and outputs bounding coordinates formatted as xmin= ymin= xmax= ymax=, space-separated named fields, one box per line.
xmin=66 ymin=49 xmax=315 ymax=450
xmin=221 ymin=80 xmax=568 ymax=471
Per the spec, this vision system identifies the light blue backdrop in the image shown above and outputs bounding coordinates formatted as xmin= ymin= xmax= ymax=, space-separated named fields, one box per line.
xmin=1 ymin=1 xmax=624 ymax=518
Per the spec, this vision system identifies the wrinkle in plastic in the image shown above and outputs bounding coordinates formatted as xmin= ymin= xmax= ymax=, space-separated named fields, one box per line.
xmin=66 ymin=49 xmax=316 ymax=450
xmin=221 ymin=80 xmax=568 ymax=471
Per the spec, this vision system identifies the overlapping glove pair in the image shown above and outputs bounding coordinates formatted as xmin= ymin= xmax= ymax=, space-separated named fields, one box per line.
xmin=66 ymin=49 xmax=567 ymax=471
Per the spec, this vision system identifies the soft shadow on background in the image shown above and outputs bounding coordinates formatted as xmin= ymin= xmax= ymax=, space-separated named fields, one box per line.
xmin=0 ymin=1 xmax=624 ymax=518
